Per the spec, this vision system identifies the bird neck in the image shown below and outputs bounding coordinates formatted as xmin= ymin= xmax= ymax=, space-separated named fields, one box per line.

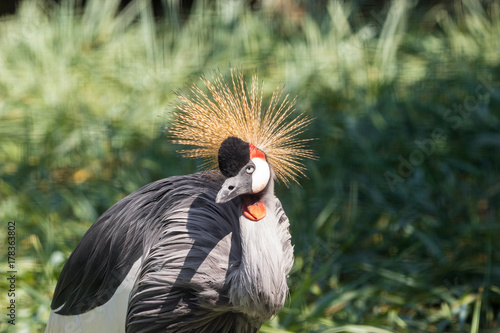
xmin=230 ymin=179 xmax=289 ymax=320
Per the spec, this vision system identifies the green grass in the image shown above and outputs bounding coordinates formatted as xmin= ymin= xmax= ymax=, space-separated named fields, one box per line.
xmin=1 ymin=0 xmax=499 ymax=332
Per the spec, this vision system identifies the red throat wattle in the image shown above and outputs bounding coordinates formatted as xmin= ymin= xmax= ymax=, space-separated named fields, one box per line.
xmin=243 ymin=201 xmax=266 ymax=221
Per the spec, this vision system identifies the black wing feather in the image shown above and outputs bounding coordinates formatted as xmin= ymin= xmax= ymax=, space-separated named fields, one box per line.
xmin=51 ymin=173 xmax=219 ymax=315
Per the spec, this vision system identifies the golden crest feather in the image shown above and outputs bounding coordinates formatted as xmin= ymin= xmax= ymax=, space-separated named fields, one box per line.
xmin=170 ymin=69 xmax=314 ymax=186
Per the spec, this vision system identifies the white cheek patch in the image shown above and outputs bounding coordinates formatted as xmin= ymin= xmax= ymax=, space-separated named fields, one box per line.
xmin=251 ymin=158 xmax=271 ymax=193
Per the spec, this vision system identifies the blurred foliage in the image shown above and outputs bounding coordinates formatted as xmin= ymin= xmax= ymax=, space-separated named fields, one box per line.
xmin=0 ymin=0 xmax=499 ymax=332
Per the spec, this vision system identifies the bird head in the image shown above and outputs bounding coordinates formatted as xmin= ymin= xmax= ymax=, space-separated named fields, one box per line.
xmin=215 ymin=137 xmax=271 ymax=204
xmin=170 ymin=69 xmax=314 ymax=218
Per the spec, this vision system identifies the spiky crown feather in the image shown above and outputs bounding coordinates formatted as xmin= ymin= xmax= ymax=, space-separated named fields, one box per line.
xmin=170 ymin=69 xmax=314 ymax=186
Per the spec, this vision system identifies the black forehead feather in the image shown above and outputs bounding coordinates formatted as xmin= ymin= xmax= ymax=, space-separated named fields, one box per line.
xmin=218 ymin=137 xmax=250 ymax=177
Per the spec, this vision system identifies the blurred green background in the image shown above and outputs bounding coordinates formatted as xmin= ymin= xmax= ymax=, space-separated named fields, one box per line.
xmin=1 ymin=0 xmax=499 ymax=332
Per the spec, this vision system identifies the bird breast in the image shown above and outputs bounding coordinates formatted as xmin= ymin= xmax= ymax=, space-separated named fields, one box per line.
xmin=227 ymin=200 xmax=294 ymax=321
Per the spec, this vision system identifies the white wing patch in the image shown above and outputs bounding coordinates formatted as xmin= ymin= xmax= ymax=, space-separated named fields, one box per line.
xmin=45 ymin=258 xmax=142 ymax=333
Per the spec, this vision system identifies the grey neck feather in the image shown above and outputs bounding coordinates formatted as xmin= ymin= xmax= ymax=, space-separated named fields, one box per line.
xmin=228 ymin=178 xmax=292 ymax=322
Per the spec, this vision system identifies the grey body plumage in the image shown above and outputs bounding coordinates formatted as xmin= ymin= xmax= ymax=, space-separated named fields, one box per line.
xmin=127 ymin=171 xmax=293 ymax=332
xmin=49 ymin=171 xmax=293 ymax=332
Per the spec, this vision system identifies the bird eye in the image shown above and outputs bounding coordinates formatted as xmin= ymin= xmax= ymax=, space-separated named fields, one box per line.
xmin=246 ymin=165 xmax=255 ymax=174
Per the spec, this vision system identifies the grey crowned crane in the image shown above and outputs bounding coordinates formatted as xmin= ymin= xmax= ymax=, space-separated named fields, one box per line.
xmin=45 ymin=70 xmax=313 ymax=333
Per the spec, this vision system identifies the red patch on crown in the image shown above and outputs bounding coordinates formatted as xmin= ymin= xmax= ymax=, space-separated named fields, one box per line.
xmin=249 ymin=143 xmax=266 ymax=160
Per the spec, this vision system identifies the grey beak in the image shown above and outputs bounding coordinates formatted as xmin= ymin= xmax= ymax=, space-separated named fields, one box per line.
xmin=215 ymin=186 xmax=233 ymax=204
xmin=216 ymin=175 xmax=251 ymax=204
